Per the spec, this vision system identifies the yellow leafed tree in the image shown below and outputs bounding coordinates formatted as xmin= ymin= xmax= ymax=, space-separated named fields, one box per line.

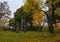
xmin=47 ymin=0 xmax=60 ymax=32
xmin=32 ymin=9 xmax=44 ymax=27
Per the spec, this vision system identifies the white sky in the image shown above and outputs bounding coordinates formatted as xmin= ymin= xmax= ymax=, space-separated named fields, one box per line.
xmin=0 ymin=0 xmax=24 ymax=18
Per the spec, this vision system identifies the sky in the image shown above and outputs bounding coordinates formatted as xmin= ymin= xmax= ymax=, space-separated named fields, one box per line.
xmin=0 ymin=0 xmax=24 ymax=18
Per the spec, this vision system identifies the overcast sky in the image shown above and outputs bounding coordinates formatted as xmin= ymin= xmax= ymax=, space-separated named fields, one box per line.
xmin=0 ymin=0 xmax=24 ymax=18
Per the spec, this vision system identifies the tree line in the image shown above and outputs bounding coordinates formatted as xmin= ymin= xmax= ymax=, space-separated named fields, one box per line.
xmin=4 ymin=0 xmax=60 ymax=34
xmin=10 ymin=0 xmax=60 ymax=33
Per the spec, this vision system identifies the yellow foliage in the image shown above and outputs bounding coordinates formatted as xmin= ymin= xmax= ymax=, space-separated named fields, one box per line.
xmin=0 ymin=21 xmax=6 ymax=28
xmin=56 ymin=8 xmax=60 ymax=16
xmin=53 ymin=23 xmax=60 ymax=32
xmin=23 ymin=0 xmax=39 ymax=12
xmin=32 ymin=20 xmax=39 ymax=27
xmin=48 ymin=0 xmax=60 ymax=6
xmin=32 ymin=9 xmax=44 ymax=27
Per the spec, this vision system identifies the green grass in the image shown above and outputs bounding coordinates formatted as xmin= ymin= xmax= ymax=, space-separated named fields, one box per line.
xmin=0 ymin=31 xmax=59 ymax=42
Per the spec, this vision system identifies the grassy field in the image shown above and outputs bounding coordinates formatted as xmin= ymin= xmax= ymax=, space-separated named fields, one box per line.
xmin=0 ymin=31 xmax=60 ymax=42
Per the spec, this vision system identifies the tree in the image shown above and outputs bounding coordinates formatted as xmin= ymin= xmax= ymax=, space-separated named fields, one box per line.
xmin=8 ymin=18 xmax=14 ymax=27
xmin=23 ymin=0 xmax=45 ymax=31
xmin=0 ymin=1 xmax=11 ymax=29
xmin=15 ymin=0 xmax=60 ymax=33
xmin=0 ymin=21 xmax=6 ymax=30
xmin=15 ymin=0 xmax=44 ymax=31
xmin=14 ymin=6 xmax=23 ymax=32
xmin=45 ymin=0 xmax=60 ymax=33
xmin=34 ymin=0 xmax=60 ymax=33
xmin=32 ymin=9 xmax=44 ymax=31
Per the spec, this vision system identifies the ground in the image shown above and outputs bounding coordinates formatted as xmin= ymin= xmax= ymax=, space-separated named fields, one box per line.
xmin=0 ymin=31 xmax=60 ymax=42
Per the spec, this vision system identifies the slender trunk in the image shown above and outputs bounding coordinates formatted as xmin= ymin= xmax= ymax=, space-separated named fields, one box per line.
xmin=49 ymin=0 xmax=55 ymax=34
xmin=39 ymin=22 xmax=45 ymax=32
xmin=39 ymin=27 xmax=42 ymax=32
xmin=14 ymin=15 xmax=16 ymax=31
xmin=49 ymin=21 xmax=54 ymax=34
xmin=21 ymin=14 xmax=27 ymax=32
xmin=21 ymin=16 xmax=23 ymax=31
xmin=16 ymin=25 xmax=19 ymax=33
xmin=23 ymin=14 xmax=27 ymax=32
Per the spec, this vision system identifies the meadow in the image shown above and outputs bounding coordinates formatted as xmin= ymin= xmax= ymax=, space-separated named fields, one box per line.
xmin=0 ymin=31 xmax=60 ymax=42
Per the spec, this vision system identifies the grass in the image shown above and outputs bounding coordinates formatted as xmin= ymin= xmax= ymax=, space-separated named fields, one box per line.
xmin=0 ymin=31 xmax=60 ymax=42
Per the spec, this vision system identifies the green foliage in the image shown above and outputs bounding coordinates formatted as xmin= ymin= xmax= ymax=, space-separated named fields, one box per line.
xmin=15 ymin=6 xmax=23 ymax=23
xmin=9 ymin=18 xmax=14 ymax=26
xmin=23 ymin=0 xmax=39 ymax=12
xmin=15 ymin=0 xmax=40 ymax=28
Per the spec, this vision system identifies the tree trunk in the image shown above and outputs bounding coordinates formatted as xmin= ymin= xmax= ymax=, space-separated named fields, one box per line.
xmin=21 ymin=14 xmax=27 ymax=32
xmin=23 ymin=14 xmax=27 ymax=32
xmin=49 ymin=22 xmax=54 ymax=34
xmin=39 ymin=27 xmax=42 ymax=32
xmin=21 ymin=16 xmax=23 ymax=31
xmin=16 ymin=25 xmax=19 ymax=33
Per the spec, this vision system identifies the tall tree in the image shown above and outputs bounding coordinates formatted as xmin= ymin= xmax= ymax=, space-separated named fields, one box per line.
xmin=14 ymin=6 xmax=23 ymax=32
xmin=45 ymin=0 xmax=60 ymax=33
xmin=0 ymin=1 xmax=11 ymax=29
xmin=23 ymin=0 xmax=45 ymax=31
xmin=35 ymin=0 xmax=60 ymax=33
